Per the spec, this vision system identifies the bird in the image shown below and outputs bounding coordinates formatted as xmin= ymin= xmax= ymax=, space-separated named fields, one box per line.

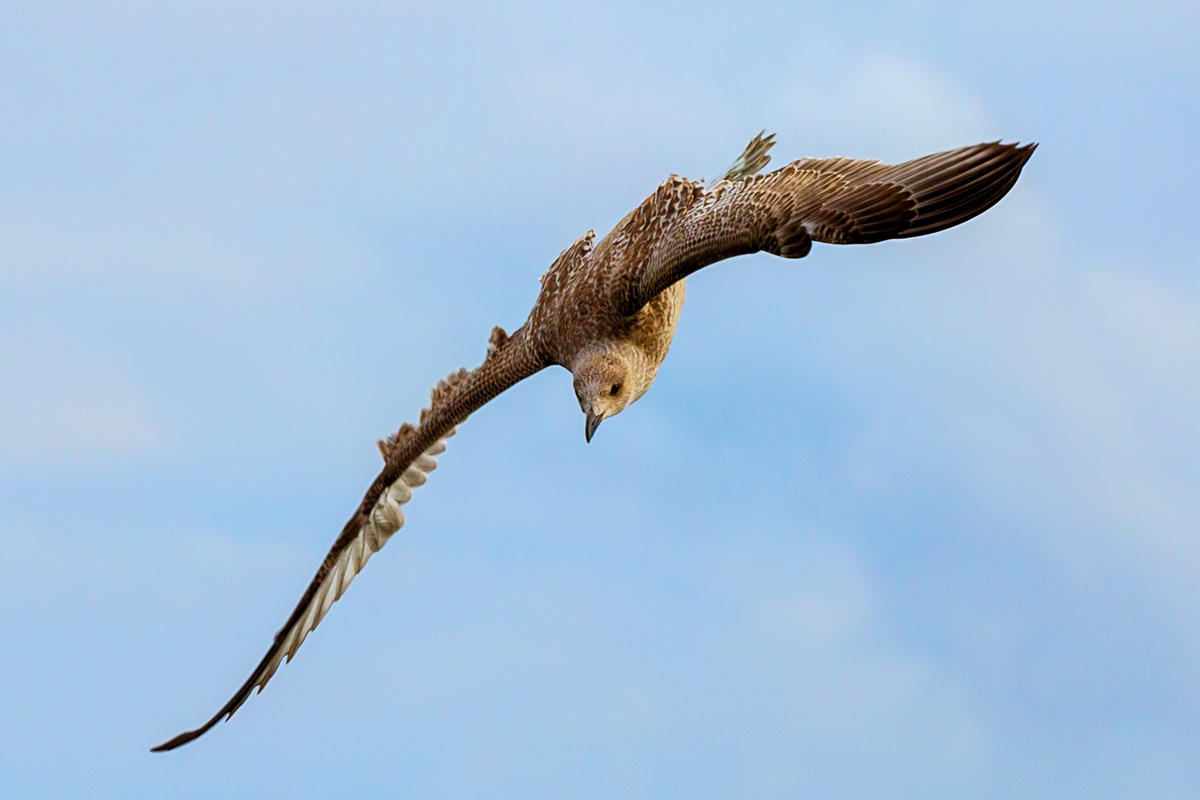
xmin=152 ymin=131 xmax=1036 ymax=751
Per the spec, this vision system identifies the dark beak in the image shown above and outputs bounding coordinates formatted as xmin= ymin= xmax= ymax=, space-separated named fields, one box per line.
xmin=585 ymin=410 xmax=604 ymax=443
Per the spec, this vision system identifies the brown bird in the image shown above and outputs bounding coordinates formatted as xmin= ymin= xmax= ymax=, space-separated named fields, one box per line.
xmin=153 ymin=132 xmax=1036 ymax=751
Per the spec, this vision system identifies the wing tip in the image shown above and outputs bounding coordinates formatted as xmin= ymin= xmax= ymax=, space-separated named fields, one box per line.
xmin=892 ymin=139 xmax=1037 ymax=238
xmin=150 ymin=726 xmax=208 ymax=752
xmin=995 ymin=140 xmax=1038 ymax=162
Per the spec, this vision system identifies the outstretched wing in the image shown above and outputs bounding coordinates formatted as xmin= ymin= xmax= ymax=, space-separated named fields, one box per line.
xmin=625 ymin=141 xmax=1036 ymax=312
xmin=152 ymin=330 xmax=545 ymax=751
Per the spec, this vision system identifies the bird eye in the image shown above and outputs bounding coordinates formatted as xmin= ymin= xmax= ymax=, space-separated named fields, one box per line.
xmin=609 ymin=383 xmax=620 ymax=395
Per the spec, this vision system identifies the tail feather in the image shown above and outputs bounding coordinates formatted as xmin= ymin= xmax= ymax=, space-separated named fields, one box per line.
xmin=719 ymin=131 xmax=776 ymax=182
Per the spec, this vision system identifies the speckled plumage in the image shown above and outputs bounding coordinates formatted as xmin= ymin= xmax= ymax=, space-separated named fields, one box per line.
xmin=153 ymin=133 xmax=1036 ymax=751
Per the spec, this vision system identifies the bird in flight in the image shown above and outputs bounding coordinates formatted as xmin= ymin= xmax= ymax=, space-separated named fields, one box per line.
xmin=153 ymin=132 xmax=1035 ymax=751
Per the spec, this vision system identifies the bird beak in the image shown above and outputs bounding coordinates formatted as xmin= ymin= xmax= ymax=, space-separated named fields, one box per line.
xmin=585 ymin=410 xmax=604 ymax=443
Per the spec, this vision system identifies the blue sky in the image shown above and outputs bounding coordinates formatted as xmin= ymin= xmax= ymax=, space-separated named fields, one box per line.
xmin=1 ymin=1 xmax=1198 ymax=797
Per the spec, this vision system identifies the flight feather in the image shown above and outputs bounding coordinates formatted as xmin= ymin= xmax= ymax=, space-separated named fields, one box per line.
xmin=151 ymin=332 xmax=545 ymax=751
xmin=626 ymin=141 xmax=1036 ymax=311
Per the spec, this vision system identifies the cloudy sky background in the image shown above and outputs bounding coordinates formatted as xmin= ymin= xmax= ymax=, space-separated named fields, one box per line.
xmin=1 ymin=1 xmax=1197 ymax=797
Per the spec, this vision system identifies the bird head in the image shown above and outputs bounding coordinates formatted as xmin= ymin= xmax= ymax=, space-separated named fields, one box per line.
xmin=572 ymin=346 xmax=641 ymax=443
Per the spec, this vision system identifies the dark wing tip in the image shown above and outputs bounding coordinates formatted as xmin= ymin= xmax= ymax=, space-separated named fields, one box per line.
xmin=893 ymin=139 xmax=1037 ymax=239
xmin=151 ymin=725 xmax=212 ymax=752
xmin=150 ymin=645 xmax=274 ymax=751
xmin=1011 ymin=140 xmax=1038 ymax=160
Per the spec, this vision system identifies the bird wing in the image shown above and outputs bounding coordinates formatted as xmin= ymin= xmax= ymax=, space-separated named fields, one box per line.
xmin=623 ymin=141 xmax=1036 ymax=313
xmin=152 ymin=331 xmax=545 ymax=751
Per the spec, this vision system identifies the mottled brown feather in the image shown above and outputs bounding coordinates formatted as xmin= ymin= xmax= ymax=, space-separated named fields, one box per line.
xmin=153 ymin=134 xmax=1034 ymax=751
xmin=629 ymin=141 xmax=1036 ymax=311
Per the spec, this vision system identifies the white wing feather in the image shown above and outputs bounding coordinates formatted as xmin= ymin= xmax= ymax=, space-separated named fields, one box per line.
xmin=247 ymin=427 xmax=456 ymax=697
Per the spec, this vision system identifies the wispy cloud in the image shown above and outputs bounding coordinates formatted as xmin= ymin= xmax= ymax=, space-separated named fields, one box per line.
xmin=773 ymin=51 xmax=996 ymax=159
xmin=0 ymin=1 xmax=1197 ymax=798
xmin=0 ymin=332 xmax=167 ymax=469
